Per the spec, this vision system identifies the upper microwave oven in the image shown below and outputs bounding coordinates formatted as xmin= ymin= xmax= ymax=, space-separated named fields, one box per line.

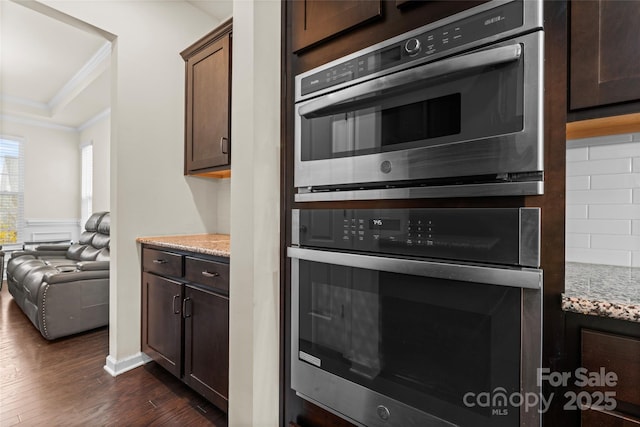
xmin=294 ymin=0 xmax=543 ymax=202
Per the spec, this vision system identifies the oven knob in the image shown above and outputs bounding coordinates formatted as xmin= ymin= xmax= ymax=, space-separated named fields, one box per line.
xmin=404 ymin=38 xmax=421 ymax=56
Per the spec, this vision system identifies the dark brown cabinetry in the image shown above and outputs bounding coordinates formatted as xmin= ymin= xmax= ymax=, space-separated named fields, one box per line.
xmin=570 ymin=1 xmax=640 ymax=115
xmin=181 ymin=19 xmax=232 ymax=177
xmin=580 ymin=330 xmax=640 ymax=426
xmin=141 ymin=245 xmax=229 ymax=412
xmin=291 ymin=0 xmax=382 ymax=52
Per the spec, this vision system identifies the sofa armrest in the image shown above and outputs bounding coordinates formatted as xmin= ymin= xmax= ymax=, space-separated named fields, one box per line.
xmin=11 ymin=249 xmax=69 ymax=259
xmin=44 ymin=269 xmax=109 ymax=284
xmin=77 ymin=261 xmax=110 ymax=271
xmin=34 ymin=244 xmax=71 ymax=251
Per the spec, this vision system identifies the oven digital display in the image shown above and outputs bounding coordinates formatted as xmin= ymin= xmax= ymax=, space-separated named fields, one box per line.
xmin=379 ymin=46 xmax=402 ymax=68
xmin=369 ymin=218 xmax=401 ymax=230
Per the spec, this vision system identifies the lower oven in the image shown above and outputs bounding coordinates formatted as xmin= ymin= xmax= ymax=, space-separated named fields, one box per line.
xmin=289 ymin=208 xmax=542 ymax=427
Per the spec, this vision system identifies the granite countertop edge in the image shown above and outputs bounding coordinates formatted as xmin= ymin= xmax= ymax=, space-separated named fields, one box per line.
xmin=137 ymin=234 xmax=230 ymax=258
xmin=562 ymin=262 xmax=640 ymax=323
xmin=561 ymin=295 xmax=640 ymax=323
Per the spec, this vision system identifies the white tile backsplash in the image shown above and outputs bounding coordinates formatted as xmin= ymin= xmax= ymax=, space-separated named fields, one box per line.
xmin=589 ymin=141 xmax=640 ymax=160
xmin=566 ymin=233 xmax=590 ymax=248
xmin=566 ymin=147 xmax=589 ymax=162
xmin=566 ymin=135 xmax=640 ymax=266
xmin=566 ymin=248 xmax=631 ymax=267
xmin=566 ymin=158 xmax=632 ymax=176
xmin=591 ymin=173 xmax=640 ymax=190
xmin=567 ymin=219 xmax=631 ymax=235
xmin=589 ymin=204 xmax=640 ymax=220
xmin=566 ymin=204 xmax=588 ymax=219
xmin=591 ymin=235 xmax=640 ymax=251
xmin=566 ymin=176 xmax=590 ymax=191
xmin=566 ymin=189 xmax=632 ymax=205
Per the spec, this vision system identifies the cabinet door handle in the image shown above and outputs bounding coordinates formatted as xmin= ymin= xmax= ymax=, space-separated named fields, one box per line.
xmin=182 ymin=297 xmax=192 ymax=318
xmin=201 ymin=270 xmax=220 ymax=278
xmin=152 ymin=259 xmax=167 ymax=264
xmin=220 ymin=136 xmax=229 ymax=154
xmin=172 ymin=295 xmax=181 ymax=314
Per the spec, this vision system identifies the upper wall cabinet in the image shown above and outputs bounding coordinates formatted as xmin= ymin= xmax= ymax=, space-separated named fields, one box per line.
xmin=291 ymin=0 xmax=382 ymax=52
xmin=570 ymin=1 xmax=640 ymax=113
xmin=181 ymin=19 xmax=232 ymax=178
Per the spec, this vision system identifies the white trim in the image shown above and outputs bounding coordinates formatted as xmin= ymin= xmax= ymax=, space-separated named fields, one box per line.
xmin=104 ymin=353 xmax=152 ymax=377
xmin=25 ymin=218 xmax=81 ymax=227
xmin=78 ymin=108 xmax=111 ymax=132
xmin=49 ymin=42 xmax=111 ymax=116
xmin=0 ymin=94 xmax=49 ymax=113
xmin=0 ymin=114 xmax=77 ymax=133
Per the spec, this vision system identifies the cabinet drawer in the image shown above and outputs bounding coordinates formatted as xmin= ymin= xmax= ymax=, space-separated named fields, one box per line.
xmin=185 ymin=256 xmax=229 ymax=293
xmin=143 ymin=248 xmax=183 ymax=277
xmin=582 ymin=329 xmax=640 ymax=407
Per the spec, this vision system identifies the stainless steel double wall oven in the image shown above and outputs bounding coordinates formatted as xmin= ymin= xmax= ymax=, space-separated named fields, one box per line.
xmin=294 ymin=0 xmax=543 ymax=202
xmin=289 ymin=1 xmax=544 ymax=426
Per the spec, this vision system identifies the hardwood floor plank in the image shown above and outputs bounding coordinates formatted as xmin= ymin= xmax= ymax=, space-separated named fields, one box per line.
xmin=0 ymin=283 xmax=227 ymax=426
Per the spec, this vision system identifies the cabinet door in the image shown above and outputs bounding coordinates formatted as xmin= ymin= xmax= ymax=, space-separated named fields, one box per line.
xmin=183 ymin=285 xmax=229 ymax=412
xmin=570 ymin=1 xmax=640 ymax=110
xmin=291 ymin=0 xmax=382 ymax=52
xmin=142 ymin=273 xmax=183 ymax=377
xmin=185 ymin=33 xmax=231 ymax=173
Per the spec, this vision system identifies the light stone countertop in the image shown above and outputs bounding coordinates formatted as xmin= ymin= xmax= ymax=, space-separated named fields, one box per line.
xmin=562 ymin=262 xmax=640 ymax=323
xmin=136 ymin=233 xmax=230 ymax=258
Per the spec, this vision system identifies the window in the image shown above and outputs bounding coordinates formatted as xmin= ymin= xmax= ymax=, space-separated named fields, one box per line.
xmin=0 ymin=138 xmax=24 ymax=245
xmin=81 ymin=143 xmax=93 ymax=227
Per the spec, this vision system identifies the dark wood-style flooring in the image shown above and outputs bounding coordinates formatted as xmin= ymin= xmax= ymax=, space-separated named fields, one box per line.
xmin=0 ymin=283 xmax=227 ymax=426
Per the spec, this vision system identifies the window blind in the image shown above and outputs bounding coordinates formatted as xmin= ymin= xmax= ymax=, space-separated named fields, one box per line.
xmin=0 ymin=138 xmax=24 ymax=245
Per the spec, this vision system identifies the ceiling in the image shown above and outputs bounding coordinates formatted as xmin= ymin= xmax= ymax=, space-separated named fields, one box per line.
xmin=0 ymin=0 xmax=232 ymax=132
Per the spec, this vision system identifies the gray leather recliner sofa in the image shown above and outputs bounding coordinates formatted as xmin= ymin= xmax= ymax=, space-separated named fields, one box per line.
xmin=7 ymin=212 xmax=110 ymax=340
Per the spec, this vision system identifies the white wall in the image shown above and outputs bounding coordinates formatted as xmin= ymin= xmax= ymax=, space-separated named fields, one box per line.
xmin=1 ymin=121 xmax=80 ymax=220
xmin=41 ymin=0 xmax=223 ymax=373
xmin=228 ymin=0 xmax=280 ymax=425
xmin=79 ymin=112 xmax=110 ymax=213
xmin=566 ymin=132 xmax=640 ymax=267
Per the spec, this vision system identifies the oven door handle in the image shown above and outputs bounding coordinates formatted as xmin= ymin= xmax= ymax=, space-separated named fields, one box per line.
xmin=298 ymin=43 xmax=522 ymax=117
xmin=288 ymin=246 xmax=541 ymax=290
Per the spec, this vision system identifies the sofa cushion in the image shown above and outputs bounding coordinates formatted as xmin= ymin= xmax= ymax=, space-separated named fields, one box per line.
xmin=66 ymin=244 xmax=87 ymax=261
xmin=92 ymin=233 xmax=110 ymax=249
xmin=80 ymin=246 xmax=101 ymax=261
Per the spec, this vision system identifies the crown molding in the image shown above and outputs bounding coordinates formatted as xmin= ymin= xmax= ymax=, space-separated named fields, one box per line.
xmin=77 ymin=108 xmax=111 ymax=132
xmin=49 ymin=41 xmax=111 ymax=116
xmin=0 ymin=107 xmax=111 ymax=133
xmin=0 ymin=113 xmax=77 ymax=132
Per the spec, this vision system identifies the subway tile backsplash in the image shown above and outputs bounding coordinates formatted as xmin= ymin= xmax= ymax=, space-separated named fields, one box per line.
xmin=566 ymin=133 xmax=640 ymax=267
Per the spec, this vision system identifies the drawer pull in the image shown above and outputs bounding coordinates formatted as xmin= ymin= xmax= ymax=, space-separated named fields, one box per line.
xmin=152 ymin=259 xmax=167 ymax=265
xmin=202 ymin=270 xmax=220 ymax=278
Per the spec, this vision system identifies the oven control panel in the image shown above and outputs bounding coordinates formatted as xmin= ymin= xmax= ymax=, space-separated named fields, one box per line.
xmin=299 ymin=0 xmax=528 ymax=98
xmin=295 ymin=208 xmax=540 ymax=267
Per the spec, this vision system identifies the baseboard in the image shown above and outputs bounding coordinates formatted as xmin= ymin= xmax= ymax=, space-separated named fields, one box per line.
xmin=104 ymin=352 xmax=152 ymax=377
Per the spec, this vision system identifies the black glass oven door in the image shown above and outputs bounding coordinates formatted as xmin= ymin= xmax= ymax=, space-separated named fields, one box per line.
xmin=297 ymin=259 xmax=522 ymax=427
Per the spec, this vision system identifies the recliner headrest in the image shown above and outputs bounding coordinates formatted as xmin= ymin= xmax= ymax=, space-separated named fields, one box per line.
xmin=84 ymin=212 xmax=107 ymax=232
xmin=97 ymin=213 xmax=110 ymax=236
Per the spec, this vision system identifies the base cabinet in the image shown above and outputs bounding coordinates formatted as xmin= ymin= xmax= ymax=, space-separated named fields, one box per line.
xmin=141 ymin=245 xmax=229 ymax=412
xmin=142 ymin=273 xmax=183 ymax=377
xmin=183 ymin=284 xmax=229 ymax=411
xmin=580 ymin=330 xmax=640 ymax=427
